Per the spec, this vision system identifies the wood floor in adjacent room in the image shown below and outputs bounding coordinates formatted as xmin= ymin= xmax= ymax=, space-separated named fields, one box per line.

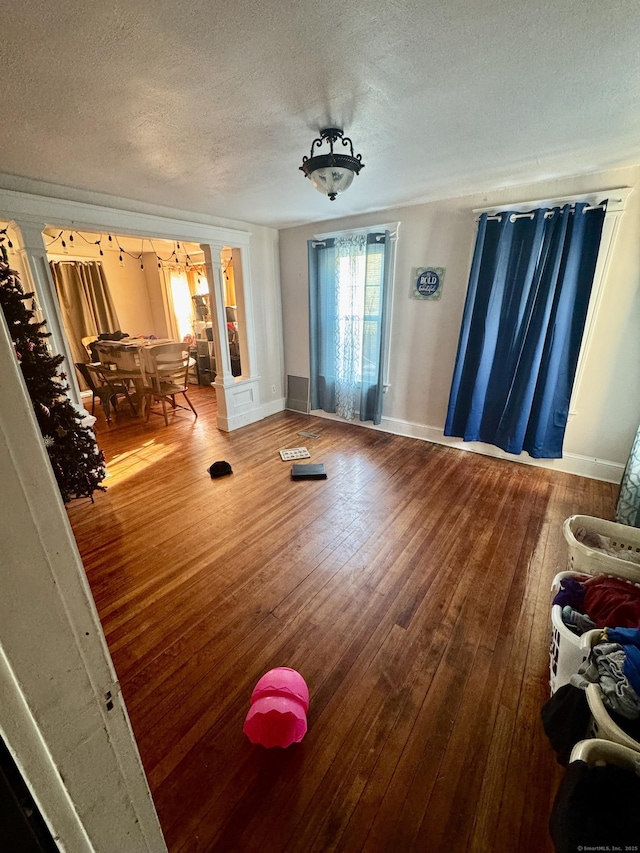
xmin=66 ymin=386 xmax=617 ymax=853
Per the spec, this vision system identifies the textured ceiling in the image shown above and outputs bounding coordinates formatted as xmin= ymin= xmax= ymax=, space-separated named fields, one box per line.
xmin=3 ymin=0 xmax=640 ymax=228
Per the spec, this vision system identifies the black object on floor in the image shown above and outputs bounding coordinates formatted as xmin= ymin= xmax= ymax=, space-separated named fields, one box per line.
xmin=550 ymin=759 xmax=640 ymax=852
xmin=541 ymin=684 xmax=591 ymax=766
xmin=208 ymin=461 xmax=233 ymax=478
xmin=291 ymin=463 xmax=327 ymax=480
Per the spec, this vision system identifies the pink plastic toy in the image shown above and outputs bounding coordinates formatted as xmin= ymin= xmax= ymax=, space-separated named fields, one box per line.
xmin=243 ymin=667 xmax=309 ymax=748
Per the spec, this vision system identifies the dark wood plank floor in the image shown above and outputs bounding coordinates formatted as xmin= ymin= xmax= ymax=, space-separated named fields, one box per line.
xmin=66 ymin=386 xmax=618 ymax=852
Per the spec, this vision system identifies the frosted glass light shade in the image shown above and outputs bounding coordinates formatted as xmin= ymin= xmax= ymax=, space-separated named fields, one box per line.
xmin=300 ymin=128 xmax=364 ymax=201
xmin=310 ymin=166 xmax=355 ymax=198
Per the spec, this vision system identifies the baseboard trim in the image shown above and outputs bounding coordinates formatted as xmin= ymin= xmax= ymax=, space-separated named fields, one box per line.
xmin=262 ymin=398 xmax=286 ymax=418
xmin=217 ymin=397 xmax=285 ymax=431
xmin=309 ymin=410 xmax=624 ymax=484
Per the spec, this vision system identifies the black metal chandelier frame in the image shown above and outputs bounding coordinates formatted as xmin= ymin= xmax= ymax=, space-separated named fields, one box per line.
xmin=299 ymin=128 xmax=365 ymax=200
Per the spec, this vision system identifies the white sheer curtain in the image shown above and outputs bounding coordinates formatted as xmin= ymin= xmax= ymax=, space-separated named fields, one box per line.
xmin=309 ymin=230 xmax=391 ymax=425
xmin=334 ymin=234 xmax=366 ymax=419
xmin=168 ymin=269 xmax=193 ymax=341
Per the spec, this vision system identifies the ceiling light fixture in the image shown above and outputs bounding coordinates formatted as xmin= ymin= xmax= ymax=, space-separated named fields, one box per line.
xmin=299 ymin=128 xmax=365 ymax=200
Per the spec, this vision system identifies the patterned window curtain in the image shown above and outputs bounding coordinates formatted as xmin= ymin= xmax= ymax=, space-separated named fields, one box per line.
xmin=309 ymin=231 xmax=391 ymax=425
xmin=616 ymin=425 xmax=640 ymax=527
xmin=334 ymin=234 xmax=367 ymax=419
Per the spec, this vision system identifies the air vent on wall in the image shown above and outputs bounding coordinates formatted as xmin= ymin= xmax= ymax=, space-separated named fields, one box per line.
xmin=286 ymin=375 xmax=309 ymax=414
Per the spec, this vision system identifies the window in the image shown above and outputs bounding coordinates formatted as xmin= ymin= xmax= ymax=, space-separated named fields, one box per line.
xmin=444 ymin=191 xmax=628 ymax=458
xmin=308 ymin=226 xmax=396 ymax=425
xmin=168 ymin=269 xmax=193 ymax=341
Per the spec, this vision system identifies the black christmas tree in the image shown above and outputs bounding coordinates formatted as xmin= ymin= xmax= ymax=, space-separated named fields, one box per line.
xmin=0 ymin=235 xmax=106 ymax=502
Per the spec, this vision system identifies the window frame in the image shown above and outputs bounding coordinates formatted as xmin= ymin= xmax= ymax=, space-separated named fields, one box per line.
xmin=312 ymin=221 xmax=399 ymax=390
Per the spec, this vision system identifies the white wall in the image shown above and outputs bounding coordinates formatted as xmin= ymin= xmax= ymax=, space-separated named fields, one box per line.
xmin=104 ymin=251 xmax=157 ymax=337
xmin=246 ymin=225 xmax=285 ymax=409
xmin=142 ymin=252 xmax=171 ymax=339
xmin=279 ymin=165 xmax=640 ymax=480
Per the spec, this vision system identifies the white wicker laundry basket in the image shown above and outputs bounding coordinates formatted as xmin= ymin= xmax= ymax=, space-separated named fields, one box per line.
xmin=549 ymin=572 xmax=593 ymax=694
xmin=564 ymin=515 xmax=640 ymax=582
xmin=585 ymin=684 xmax=640 ymax=752
xmin=549 ymin=562 xmax=640 ymax=694
xmin=569 ymin=629 xmax=640 ymax=752
xmin=549 ymin=516 xmax=640 ymax=694
xmin=570 ymin=737 xmax=640 ymax=769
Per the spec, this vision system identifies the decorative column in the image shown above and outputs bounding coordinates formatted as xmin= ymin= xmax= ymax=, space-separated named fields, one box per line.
xmin=232 ymin=245 xmax=260 ymax=380
xmin=201 ymin=241 xmax=262 ymax=432
xmin=201 ymin=243 xmax=231 ymax=430
xmin=12 ymin=217 xmax=84 ymax=408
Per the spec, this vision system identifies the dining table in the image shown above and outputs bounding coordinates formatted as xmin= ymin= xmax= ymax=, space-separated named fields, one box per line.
xmin=91 ymin=338 xmax=194 ymax=418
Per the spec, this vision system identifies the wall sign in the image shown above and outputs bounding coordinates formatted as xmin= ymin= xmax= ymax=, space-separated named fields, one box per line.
xmin=411 ymin=266 xmax=445 ymax=300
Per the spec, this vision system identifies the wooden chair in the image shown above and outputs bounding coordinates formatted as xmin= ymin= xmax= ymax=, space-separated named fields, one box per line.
xmin=141 ymin=344 xmax=198 ymax=426
xmin=75 ymin=362 xmax=137 ymax=422
xmin=81 ymin=335 xmax=98 ymax=359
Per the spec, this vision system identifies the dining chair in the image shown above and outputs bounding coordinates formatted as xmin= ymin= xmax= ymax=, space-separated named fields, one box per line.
xmin=141 ymin=343 xmax=198 ymax=426
xmin=81 ymin=335 xmax=98 ymax=359
xmin=75 ymin=362 xmax=137 ymax=422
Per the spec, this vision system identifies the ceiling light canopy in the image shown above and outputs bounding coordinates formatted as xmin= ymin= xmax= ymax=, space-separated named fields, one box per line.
xmin=299 ymin=128 xmax=365 ymax=200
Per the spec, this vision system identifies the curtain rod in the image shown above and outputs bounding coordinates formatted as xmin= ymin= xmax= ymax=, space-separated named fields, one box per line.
xmin=483 ymin=201 xmax=607 ymax=222
xmin=312 ymin=231 xmax=395 ymax=248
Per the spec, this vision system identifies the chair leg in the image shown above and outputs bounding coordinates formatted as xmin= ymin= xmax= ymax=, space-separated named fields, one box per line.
xmin=182 ymin=392 xmax=198 ymax=418
xmin=123 ymin=387 xmax=137 ymax=416
xmin=161 ymin=397 xmax=169 ymax=426
xmin=91 ymin=394 xmax=96 ymax=415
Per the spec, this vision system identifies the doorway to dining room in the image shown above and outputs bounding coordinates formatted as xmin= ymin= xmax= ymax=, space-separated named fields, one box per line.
xmin=41 ymin=227 xmax=244 ymax=407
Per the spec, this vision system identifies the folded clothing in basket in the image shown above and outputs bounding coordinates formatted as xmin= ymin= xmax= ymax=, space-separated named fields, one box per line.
xmin=575 ymin=526 xmax=640 ymax=565
xmin=553 ymin=576 xmax=587 ymax=610
xmin=571 ymin=641 xmax=640 ymax=719
xmin=553 ymin=574 xmax=640 ymax=630
xmin=561 ymin=606 xmax=595 ymax=634
xmin=606 ymin=627 xmax=640 ymax=697
xmin=583 ymin=575 xmax=640 ymax=628
xmin=542 ymin=683 xmax=640 ymax=765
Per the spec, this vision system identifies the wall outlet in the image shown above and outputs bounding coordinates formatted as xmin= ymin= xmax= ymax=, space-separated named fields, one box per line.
xmin=271 ymin=385 xmax=276 ymax=393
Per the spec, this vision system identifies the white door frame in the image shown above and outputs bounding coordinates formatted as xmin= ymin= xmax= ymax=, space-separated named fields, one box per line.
xmin=0 ymin=302 xmax=166 ymax=851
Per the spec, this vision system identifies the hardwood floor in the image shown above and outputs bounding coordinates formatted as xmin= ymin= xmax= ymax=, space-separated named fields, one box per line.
xmin=66 ymin=386 xmax=617 ymax=852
